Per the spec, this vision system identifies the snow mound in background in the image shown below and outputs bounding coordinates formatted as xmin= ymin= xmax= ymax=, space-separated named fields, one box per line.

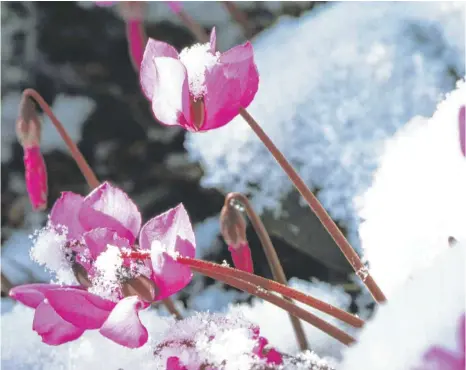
xmin=359 ymin=82 xmax=466 ymax=296
xmin=185 ymin=2 xmax=465 ymax=248
xmin=341 ymin=241 xmax=465 ymax=370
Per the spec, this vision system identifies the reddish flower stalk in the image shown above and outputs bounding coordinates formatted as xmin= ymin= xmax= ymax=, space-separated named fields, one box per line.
xmin=21 ymin=89 xmax=100 ymax=190
xmin=122 ymin=250 xmax=363 ymax=331
xmin=166 ymin=1 xmax=209 ymax=43
xmin=239 ymin=109 xmax=387 ymax=304
xmin=18 ymin=89 xmax=182 ymax=320
xmin=168 ymin=7 xmax=387 ymax=304
xmin=459 ymin=105 xmax=465 ymax=157
xmin=222 ymin=193 xmax=309 ymax=351
xmin=222 ymin=1 xmax=253 ymax=39
xmin=192 ymin=267 xmax=356 ymax=346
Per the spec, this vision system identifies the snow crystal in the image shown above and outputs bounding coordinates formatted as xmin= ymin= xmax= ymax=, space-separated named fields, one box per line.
xmin=340 ymin=241 xmax=465 ymax=370
xmin=0 ymin=230 xmax=51 ymax=286
xmin=185 ymin=2 xmax=465 ymax=249
xmin=359 ymin=82 xmax=466 ymax=296
xmin=179 ymin=43 xmax=220 ymax=99
xmin=29 ymin=227 xmax=76 ymax=285
xmin=230 ymin=277 xmax=353 ymax=359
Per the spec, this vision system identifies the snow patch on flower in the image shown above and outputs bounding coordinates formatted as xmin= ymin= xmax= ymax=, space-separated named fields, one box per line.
xmin=179 ymin=43 xmax=220 ymax=99
xmin=29 ymin=227 xmax=76 ymax=285
xmin=359 ymin=81 xmax=466 ymax=296
xmin=340 ymin=241 xmax=465 ymax=370
xmin=90 ymin=245 xmax=124 ymax=301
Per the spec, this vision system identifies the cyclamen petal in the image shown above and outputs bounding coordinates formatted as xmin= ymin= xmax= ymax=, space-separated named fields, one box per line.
xmin=166 ymin=357 xmax=188 ymax=370
xmin=24 ymin=146 xmax=48 ymax=211
xmin=126 ymin=19 xmax=145 ymax=69
xmin=44 ymin=288 xmax=116 ymax=330
xmin=99 ymin=296 xmax=149 ymax=348
xmin=150 ymin=57 xmax=192 ymax=128
xmin=79 ymin=182 xmax=142 ymax=243
xmin=83 ymin=227 xmax=131 ymax=259
xmin=33 ymin=300 xmax=85 ymax=345
xmin=140 ymin=39 xmax=179 ymax=100
xmin=9 ymin=283 xmax=76 ymax=309
xmin=140 ymin=204 xmax=196 ymax=300
xmin=49 ymin=192 xmax=85 ymax=240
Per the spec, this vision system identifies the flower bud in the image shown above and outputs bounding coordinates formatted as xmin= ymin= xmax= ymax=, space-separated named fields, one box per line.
xmin=16 ymin=95 xmax=41 ymax=148
xmin=220 ymin=203 xmax=247 ymax=248
xmin=121 ymin=275 xmax=158 ymax=302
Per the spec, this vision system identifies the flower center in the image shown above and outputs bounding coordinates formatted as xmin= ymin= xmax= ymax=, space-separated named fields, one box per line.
xmin=179 ymin=42 xmax=220 ymax=99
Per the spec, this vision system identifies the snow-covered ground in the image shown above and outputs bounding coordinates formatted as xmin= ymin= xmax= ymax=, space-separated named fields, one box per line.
xmin=185 ymin=1 xmax=465 ymax=249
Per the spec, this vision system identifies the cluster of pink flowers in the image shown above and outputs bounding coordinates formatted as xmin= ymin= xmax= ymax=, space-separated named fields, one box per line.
xmin=11 ymin=182 xmax=195 ymax=348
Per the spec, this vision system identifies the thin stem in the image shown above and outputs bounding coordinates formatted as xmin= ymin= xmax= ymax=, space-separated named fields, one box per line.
xmin=192 ymin=266 xmax=356 ymax=346
xmin=160 ymin=298 xmax=183 ymax=320
xmin=175 ymin=8 xmax=209 ymax=43
xmin=226 ymin=193 xmax=309 ymax=350
xmin=22 ymin=89 xmax=100 ymax=190
xmin=238 ymin=108 xmax=387 ymax=304
xmin=222 ymin=1 xmax=253 ymax=39
xmin=177 ymin=256 xmax=364 ymax=329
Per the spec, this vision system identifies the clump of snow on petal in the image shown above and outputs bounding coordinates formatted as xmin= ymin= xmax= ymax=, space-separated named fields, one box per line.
xmin=359 ymin=81 xmax=466 ymax=296
xmin=179 ymin=43 xmax=220 ymax=99
xmin=341 ymin=241 xmax=465 ymax=370
xmin=185 ymin=2 xmax=465 ymax=250
xmin=29 ymin=227 xmax=76 ymax=285
xmin=90 ymin=245 xmax=124 ymax=301
xmin=230 ymin=278 xmax=353 ymax=359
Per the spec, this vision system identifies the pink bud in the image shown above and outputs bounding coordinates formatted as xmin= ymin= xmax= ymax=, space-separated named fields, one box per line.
xmin=228 ymin=242 xmax=254 ymax=273
xmin=24 ymin=146 xmax=48 ymax=211
xmin=166 ymin=357 xmax=187 ymax=370
xmin=166 ymin=1 xmax=182 ymax=14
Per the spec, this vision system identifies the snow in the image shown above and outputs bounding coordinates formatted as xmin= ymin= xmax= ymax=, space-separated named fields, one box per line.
xmin=193 ymin=215 xmax=221 ymax=258
xmin=230 ymin=277 xmax=353 ymax=360
xmin=179 ymin=43 xmax=220 ymax=99
xmin=185 ymin=1 xmax=465 ymax=249
xmin=340 ymin=241 xmax=465 ymax=370
xmin=359 ymin=82 xmax=466 ymax=296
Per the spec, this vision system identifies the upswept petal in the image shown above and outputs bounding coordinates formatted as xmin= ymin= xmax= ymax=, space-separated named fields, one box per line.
xmin=49 ymin=192 xmax=85 ymax=240
xmin=99 ymin=296 xmax=149 ymax=348
xmin=45 ymin=288 xmax=116 ymax=330
xmin=150 ymin=57 xmax=192 ymax=128
xmin=79 ymin=182 xmax=141 ymax=243
xmin=33 ymin=300 xmax=84 ymax=345
xmin=9 ymin=284 xmax=79 ymax=309
xmin=202 ymin=64 xmax=242 ymax=130
xmin=83 ymin=227 xmax=131 ymax=259
xmin=209 ymin=27 xmax=217 ymax=53
xmin=140 ymin=204 xmax=195 ymax=300
xmin=220 ymin=41 xmax=259 ymax=108
xmin=139 ymin=204 xmax=195 ymax=253
xmin=140 ymin=38 xmax=179 ymax=100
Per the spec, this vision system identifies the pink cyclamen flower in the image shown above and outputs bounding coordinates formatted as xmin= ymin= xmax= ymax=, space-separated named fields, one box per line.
xmin=166 ymin=1 xmax=182 ymax=14
xmin=459 ymin=106 xmax=465 ymax=157
xmin=140 ymin=27 xmax=259 ymax=132
xmin=417 ymin=314 xmax=465 ymax=370
xmin=228 ymin=242 xmax=253 ymax=274
xmin=16 ymin=95 xmax=48 ymax=211
xmin=10 ymin=182 xmax=195 ymax=348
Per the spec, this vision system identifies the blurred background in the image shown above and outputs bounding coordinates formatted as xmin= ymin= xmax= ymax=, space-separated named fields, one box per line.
xmin=1 ymin=1 xmax=464 ymax=317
